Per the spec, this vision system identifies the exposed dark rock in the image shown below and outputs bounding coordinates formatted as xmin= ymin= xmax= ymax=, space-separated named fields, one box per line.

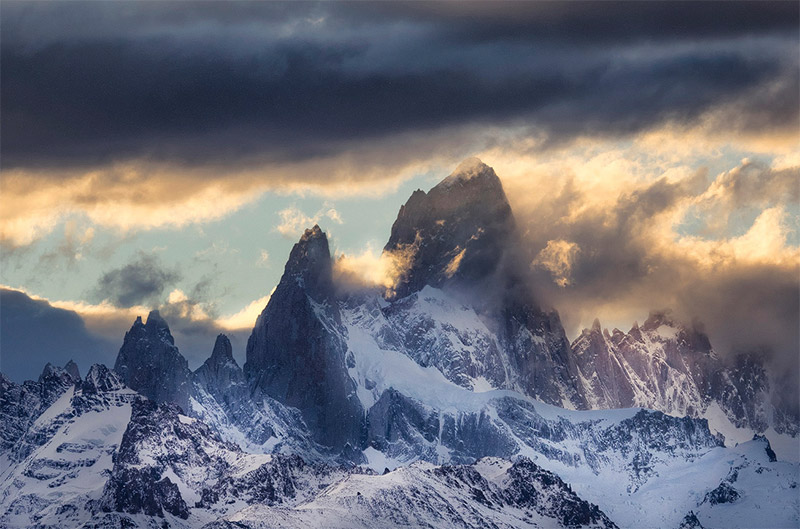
xmin=244 ymin=226 xmax=364 ymax=452
xmin=678 ymin=511 xmax=704 ymax=529
xmin=113 ymin=310 xmax=192 ymax=412
xmin=384 ymin=157 xmax=518 ymax=299
xmin=702 ymin=481 xmax=741 ymax=505
xmin=99 ymin=467 xmax=189 ymax=519
xmin=504 ymin=457 xmax=618 ymax=528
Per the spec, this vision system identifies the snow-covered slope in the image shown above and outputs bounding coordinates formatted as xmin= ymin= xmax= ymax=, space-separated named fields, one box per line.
xmin=219 ymin=458 xmax=616 ymax=529
xmin=2 ymin=356 xmax=795 ymax=528
xmin=190 ymin=334 xmax=322 ymax=457
xmin=0 ymin=365 xmax=138 ymax=528
xmin=380 ymin=159 xmax=584 ymax=408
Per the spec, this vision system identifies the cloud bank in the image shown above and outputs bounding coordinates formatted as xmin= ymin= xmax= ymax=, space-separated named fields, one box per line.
xmin=1 ymin=1 xmax=797 ymax=244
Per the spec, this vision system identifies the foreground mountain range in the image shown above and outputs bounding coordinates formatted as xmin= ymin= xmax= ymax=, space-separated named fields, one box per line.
xmin=1 ymin=159 xmax=797 ymax=528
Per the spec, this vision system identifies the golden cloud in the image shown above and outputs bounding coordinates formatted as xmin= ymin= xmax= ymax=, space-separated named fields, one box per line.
xmin=333 ymin=235 xmax=420 ymax=297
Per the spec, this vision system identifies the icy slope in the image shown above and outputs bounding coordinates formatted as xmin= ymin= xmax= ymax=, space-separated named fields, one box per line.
xmin=0 ymin=354 xmax=796 ymax=529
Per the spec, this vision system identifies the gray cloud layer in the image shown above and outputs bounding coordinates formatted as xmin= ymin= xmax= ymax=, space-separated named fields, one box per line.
xmin=91 ymin=253 xmax=180 ymax=308
xmin=2 ymin=1 xmax=796 ymax=170
xmin=0 ymin=287 xmax=251 ymax=382
xmin=0 ymin=288 xmax=116 ymax=382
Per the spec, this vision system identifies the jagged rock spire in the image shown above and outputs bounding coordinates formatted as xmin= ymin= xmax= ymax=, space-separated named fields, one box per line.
xmin=194 ymin=333 xmax=242 ymax=393
xmin=245 ymin=225 xmax=363 ymax=452
xmin=64 ymin=360 xmax=81 ymax=381
xmin=210 ymin=333 xmax=233 ymax=362
xmin=114 ymin=311 xmax=191 ymax=412
xmin=82 ymin=364 xmax=124 ymax=393
xmin=281 ymin=224 xmax=333 ymax=300
xmin=384 ymin=158 xmax=519 ymax=299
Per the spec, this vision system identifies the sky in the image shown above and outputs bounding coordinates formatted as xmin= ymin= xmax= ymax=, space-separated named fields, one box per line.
xmin=1 ymin=1 xmax=798 ymax=383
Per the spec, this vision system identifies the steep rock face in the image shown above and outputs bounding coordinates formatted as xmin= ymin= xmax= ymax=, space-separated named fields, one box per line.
xmin=376 ymin=288 xmax=509 ymax=391
xmin=498 ymin=303 xmax=584 ymax=407
xmin=196 ymin=453 xmax=361 ymax=510
xmin=385 ymin=157 xmax=518 ymax=299
xmin=572 ymin=320 xmax=637 ymax=409
xmin=501 ymin=458 xmax=617 ymax=528
xmin=378 ymin=159 xmax=585 ymax=408
xmin=0 ymin=362 xmax=80 ymax=459
xmin=95 ymin=399 xmax=213 ymax=520
xmin=37 ymin=361 xmax=81 ymax=407
xmin=194 ymin=334 xmax=242 ymax=397
xmin=110 ymin=311 xmax=319 ymax=456
xmin=92 ymin=397 xmax=352 ymax=526
xmin=81 ymin=363 xmax=125 ymax=395
xmin=113 ymin=310 xmax=192 ymax=412
xmin=192 ymin=334 xmax=274 ymax=443
xmin=245 ymin=226 xmax=364 ymax=452
xmin=191 ymin=334 xmax=320 ymax=454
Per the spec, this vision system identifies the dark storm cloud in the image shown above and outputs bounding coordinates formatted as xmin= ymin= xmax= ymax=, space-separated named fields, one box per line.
xmin=0 ymin=288 xmax=116 ymax=382
xmin=1 ymin=1 xmax=796 ymax=170
xmin=0 ymin=287 xmax=252 ymax=382
xmin=350 ymin=2 xmax=799 ymax=45
xmin=91 ymin=253 xmax=180 ymax=308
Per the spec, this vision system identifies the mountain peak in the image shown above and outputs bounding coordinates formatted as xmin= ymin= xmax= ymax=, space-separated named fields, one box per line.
xmin=195 ymin=333 xmax=244 ymax=396
xmin=283 ymin=225 xmax=333 ymax=299
xmin=134 ymin=309 xmax=175 ymax=346
xmin=82 ymin=364 xmax=124 ymax=393
xmin=145 ymin=309 xmax=169 ymax=330
xmin=301 ymin=224 xmax=324 ymax=242
xmin=38 ymin=362 xmax=56 ymax=381
xmin=38 ymin=361 xmax=80 ymax=383
xmin=643 ymin=309 xmax=676 ymax=331
xmin=210 ymin=334 xmax=234 ymax=362
xmin=64 ymin=360 xmax=81 ymax=381
xmin=436 ymin=157 xmax=495 ymax=188
xmin=114 ymin=311 xmax=191 ymax=411
xmin=384 ymin=159 xmax=517 ymax=298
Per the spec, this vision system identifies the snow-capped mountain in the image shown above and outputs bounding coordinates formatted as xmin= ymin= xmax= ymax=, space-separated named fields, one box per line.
xmin=571 ymin=311 xmax=799 ymax=443
xmin=1 ymin=159 xmax=797 ymax=528
xmin=380 ymin=158 xmax=584 ymax=408
xmin=0 ymin=364 xmax=139 ymax=528
xmin=2 ymin=355 xmax=795 ymax=528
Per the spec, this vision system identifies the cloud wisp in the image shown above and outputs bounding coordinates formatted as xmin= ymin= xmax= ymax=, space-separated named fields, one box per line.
xmin=90 ymin=252 xmax=180 ymax=308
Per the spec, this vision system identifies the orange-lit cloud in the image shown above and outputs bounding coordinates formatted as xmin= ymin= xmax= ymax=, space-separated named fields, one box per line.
xmin=333 ymin=236 xmax=420 ymax=297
